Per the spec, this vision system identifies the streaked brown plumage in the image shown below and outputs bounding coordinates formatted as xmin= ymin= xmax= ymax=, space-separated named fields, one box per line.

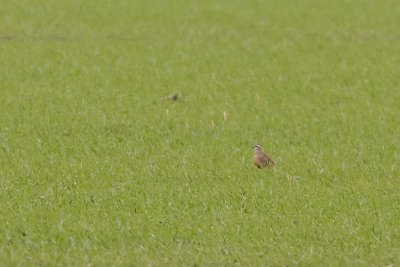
xmin=253 ymin=144 xmax=275 ymax=169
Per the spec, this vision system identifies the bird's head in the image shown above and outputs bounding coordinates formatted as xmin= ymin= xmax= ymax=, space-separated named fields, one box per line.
xmin=253 ymin=144 xmax=263 ymax=151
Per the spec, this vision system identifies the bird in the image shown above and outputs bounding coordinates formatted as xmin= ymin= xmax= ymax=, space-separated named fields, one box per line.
xmin=253 ymin=144 xmax=275 ymax=169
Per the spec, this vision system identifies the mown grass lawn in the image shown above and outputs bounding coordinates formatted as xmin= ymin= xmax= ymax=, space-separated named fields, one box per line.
xmin=1 ymin=0 xmax=400 ymax=266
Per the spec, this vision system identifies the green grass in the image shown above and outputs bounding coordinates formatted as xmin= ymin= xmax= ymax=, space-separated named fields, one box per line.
xmin=1 ymin=0 xmax=400 ymax=266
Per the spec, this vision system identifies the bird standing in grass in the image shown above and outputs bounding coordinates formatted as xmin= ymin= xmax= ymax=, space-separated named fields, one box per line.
xmin=253 ymin=144 xmax=275 ymax=169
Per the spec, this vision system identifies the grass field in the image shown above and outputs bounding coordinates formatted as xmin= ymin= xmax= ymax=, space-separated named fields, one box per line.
xmin=1 ymin=0 xmax=400 ymax=266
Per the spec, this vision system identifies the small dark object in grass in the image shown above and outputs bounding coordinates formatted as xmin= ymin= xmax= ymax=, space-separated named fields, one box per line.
xmin=168 ymin=93 xmax=179 ymax=101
